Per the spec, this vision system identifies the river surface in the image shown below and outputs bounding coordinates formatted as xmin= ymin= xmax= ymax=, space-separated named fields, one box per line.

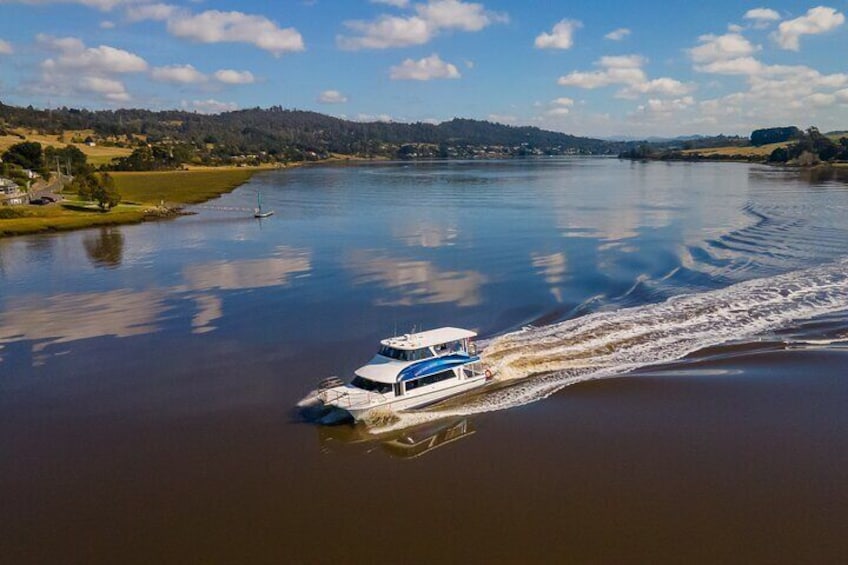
xmin=2 ymin=159 xmax=848 ymax=563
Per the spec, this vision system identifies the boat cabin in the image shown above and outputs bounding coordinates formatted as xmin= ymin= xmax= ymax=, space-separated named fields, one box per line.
xmin=351 ymin=327 xmax=482 ymax=397
xmin=310 ymin=326 xmax=489 ymax=423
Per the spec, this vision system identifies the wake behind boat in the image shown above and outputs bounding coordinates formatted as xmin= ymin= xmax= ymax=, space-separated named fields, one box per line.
xmin=299 ymin=327 xmax=492 ymax=424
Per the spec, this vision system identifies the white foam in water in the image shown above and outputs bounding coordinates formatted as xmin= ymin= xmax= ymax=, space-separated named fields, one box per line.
xmin=374 ymin=259 xmax=848 ymax=432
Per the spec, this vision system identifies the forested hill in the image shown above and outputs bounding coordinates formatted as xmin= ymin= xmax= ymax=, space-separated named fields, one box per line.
xmin=0 ymin=102 xmax=625 ymax=162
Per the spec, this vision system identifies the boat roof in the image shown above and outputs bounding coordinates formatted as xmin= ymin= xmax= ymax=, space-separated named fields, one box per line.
xmin=380 ymin=327 xmax=477 ymax=350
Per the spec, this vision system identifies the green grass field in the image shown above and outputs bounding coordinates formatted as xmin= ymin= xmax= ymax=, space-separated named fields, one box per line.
xmin=1 ymin=168 xmax=262 ymax=236
xmin=0 ymin=203 xmax=151 ymax=236
xmin=110 ymin=169 xmax=258 ymax=204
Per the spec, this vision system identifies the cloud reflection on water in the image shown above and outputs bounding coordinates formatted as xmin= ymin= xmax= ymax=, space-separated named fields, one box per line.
xmin=531 ymin=251 xmax=568 ymax=303
xmin=178 ymin=246 xmax=311 ymax=291
xmin=393 ymin=221 xmax=458 ymax=248
xmin=0 ymin=289 xmax=167 ymax=363
xmin=347 ymin=250 xmax=486 ymax=306
xmin=178 ymin=246 xmax=311 ymax=334
xmin=0 ymin=246 xmax=313 ymax=363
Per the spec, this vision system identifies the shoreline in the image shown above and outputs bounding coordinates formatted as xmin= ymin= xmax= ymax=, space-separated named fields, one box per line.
xmin=0 ymin=165 xmax=288 ymax=238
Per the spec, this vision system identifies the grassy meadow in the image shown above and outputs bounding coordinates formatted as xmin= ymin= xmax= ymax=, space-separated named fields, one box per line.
xmin=111 ymin=168 xmax=258 ymax=205
xmin=1 ymin=167 xmax=266 ymax=237
xmin=0 ymin=204 xmax=151 ymax=236
xmin=681 ymin=141 xmax=791 ymax=157
xmin=0 ymin=129 xmax=133 ymax=166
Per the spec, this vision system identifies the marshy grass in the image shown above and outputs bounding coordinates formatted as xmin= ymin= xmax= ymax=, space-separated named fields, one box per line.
xmin=1 ymin=168 xmax=262 ymax=236
xmin=110 ymin=169 xmax=258 ymax=205
xmin=0 ymin=203 xmax=151 ymax=236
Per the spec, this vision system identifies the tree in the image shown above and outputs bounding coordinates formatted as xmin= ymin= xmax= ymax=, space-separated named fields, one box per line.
xmin=71 ymin=173 xmax=120 ymax=210
xmin=71 ymin=173 xmax=98 ymax=201
xmin=44 ymin=145 xmax=90 ymax=176
xmin=768 ymin=147 xmax=789 ymax=163
xmin=2 ymin=141 xmax=45 ymax=173
xmin=750 ymin=126 xmax=801 ymax=147
xmin=91 ymin=173 xmax=121 ymax=210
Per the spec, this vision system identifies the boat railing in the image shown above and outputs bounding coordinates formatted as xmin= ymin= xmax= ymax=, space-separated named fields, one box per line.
xmin=319 ymin=387 xmax=386 ymax=408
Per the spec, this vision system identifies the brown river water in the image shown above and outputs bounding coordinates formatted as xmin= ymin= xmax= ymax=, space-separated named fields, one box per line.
xmin=2 ymin=159 xmax=847 ymax=563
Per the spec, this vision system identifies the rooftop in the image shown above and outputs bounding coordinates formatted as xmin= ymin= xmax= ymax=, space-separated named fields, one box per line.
xmin=381 ymin=327 xmax=477 ymax=350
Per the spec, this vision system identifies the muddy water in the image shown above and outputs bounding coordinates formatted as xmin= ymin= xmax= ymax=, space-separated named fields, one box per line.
xmin=2 ymin=159 xmax=847 ymax=563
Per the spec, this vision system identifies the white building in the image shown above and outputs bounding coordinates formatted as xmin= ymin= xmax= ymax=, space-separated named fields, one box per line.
xmin=0 ymin=177 xmax=26 ymax=206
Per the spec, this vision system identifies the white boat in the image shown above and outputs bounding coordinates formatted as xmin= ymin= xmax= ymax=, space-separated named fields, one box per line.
xmin=301 ymin=327 xmax=491 ymax=424
xmin=254 ymin=190 xmax=274 ymax=218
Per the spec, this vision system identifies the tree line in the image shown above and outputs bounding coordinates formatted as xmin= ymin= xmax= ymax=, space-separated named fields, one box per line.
xmin=1 ymin=102 xmax=628 ymax=168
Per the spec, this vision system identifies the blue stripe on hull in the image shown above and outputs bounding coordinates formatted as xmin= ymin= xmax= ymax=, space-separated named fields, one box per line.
xmin=397 ymin=354 xmax=480 ymax=382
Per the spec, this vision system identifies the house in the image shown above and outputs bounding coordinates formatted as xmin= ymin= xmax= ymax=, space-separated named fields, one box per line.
xmin=0 ymin=177 xmax=26 ymax=206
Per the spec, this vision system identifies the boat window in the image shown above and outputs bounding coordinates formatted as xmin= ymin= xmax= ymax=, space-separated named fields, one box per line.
xmin=378 ymin=346 xmax=434 ymax=361
xmin=434 ymin=341 xmax=465 ymax=355
xmin=404 ymin=369 xmax=456 ymax=392
xmin=351 ymin=376 xmax=393 ymax=394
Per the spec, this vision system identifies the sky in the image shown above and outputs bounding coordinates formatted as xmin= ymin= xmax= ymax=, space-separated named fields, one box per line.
xmin=0 ymin=0 xmax=847 ymax=138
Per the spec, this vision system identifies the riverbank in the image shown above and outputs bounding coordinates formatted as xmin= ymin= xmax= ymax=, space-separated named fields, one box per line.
xmin=0 ymin=165 xmax=283 ymax=237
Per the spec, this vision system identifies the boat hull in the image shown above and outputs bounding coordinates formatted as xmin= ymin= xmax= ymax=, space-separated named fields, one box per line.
xmin=338 ymin=375 xmax=488 ymax=422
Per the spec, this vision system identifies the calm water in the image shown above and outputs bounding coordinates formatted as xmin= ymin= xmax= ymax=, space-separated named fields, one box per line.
xmin=2 ymin=159 xmax=848 ymax=563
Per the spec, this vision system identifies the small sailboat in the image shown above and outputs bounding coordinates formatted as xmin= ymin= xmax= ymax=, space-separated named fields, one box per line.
xmin=254 ymin=189 xmax=274 ymax=218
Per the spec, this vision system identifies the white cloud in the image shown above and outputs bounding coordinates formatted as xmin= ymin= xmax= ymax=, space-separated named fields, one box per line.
xmin=744 ymin=7 xmax=780 ymax=21
xmin=637 ymin=96 xmax=695 ymax=114
xmin=598 ymin=54 xmax=645 ymax=68
xmin=693 ymin=61 xmax=848 ymax=130
xmin=689 ymin=32 xmax=758 ymax=64
xmin=39 ymin=34 xmax=148 ymax=73
xmin=696 ymin=56 xmax=763 ymax=75
xmin=559 ymin=53 xmax=693 ymax=101
xmin=744 ymin=7 xmax=780 ymax=26
xmin=545 ymin=97 xmax=575 ymax=116
xmin=151 ymin=64 xmax=207 ymax=84
xmin=535 ymin=19 xmax=582 ymax=50
xmin=558 ymin=55 xmax=648 ymax=89
xmin=772 ymin=6 xmax=844 ymax=51
xmin=390 ymin=53 xmax=460 ymax=80
xmin=371 ymin=0 xmax=409 ymax=6
xmin=99 ymin=20 xmax=116 ymax=29
xmin=126 ymin=3 xmax=177 ymax=22
xmin=0 ymin=39 xmax=12 ymax=55
xmin=317 ymin=89 xmax=348 ymax=104
xmin=622 ymin=77 xmax=693 ymax=97
xmin=126 ymin=5 xmax=305 ymax=56
xmin=0 ymin=0 xmax=133 ymax=10
xmin=339 ymin=0 xmax=506 ymax=50
xmin=213 ymin=69 xmax=255 ymax=84
xmin=804 ymin=92 xmax=836 ymax=107
xmin=33 ymin=34 xmax=147 ymax=103
xmin=166 ymin=10 xmax=305 ymax=56
xmin=416 ymin=0 xmax=503 ymax=31
xmin=186 ymin=99 xmax=238 ymax=114
xmin=340 ymin=15 xmax=431 ymax=49
xmin=79 ymin=76 xmax=130 ymax=101
xmin=604 ymin=27 xmax=630 ymax=41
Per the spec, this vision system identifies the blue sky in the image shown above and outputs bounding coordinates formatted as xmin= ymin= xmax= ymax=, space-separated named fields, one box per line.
xmin=0 ymin=0 xmax=846 ymax=137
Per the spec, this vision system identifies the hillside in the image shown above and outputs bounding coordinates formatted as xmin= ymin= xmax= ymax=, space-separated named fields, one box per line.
xmin=0 ymin=102 xmax=628 ymax=166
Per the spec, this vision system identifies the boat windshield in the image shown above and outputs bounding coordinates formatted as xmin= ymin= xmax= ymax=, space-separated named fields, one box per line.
xmin=377 ymin=345 xmax=433 ymax=361
xmin=351 ymin=376 xmax=393 ymax=394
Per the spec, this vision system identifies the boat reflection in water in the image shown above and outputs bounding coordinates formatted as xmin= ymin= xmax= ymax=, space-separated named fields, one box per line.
xmin=316 ymin=418 xmax=475 ymax=460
